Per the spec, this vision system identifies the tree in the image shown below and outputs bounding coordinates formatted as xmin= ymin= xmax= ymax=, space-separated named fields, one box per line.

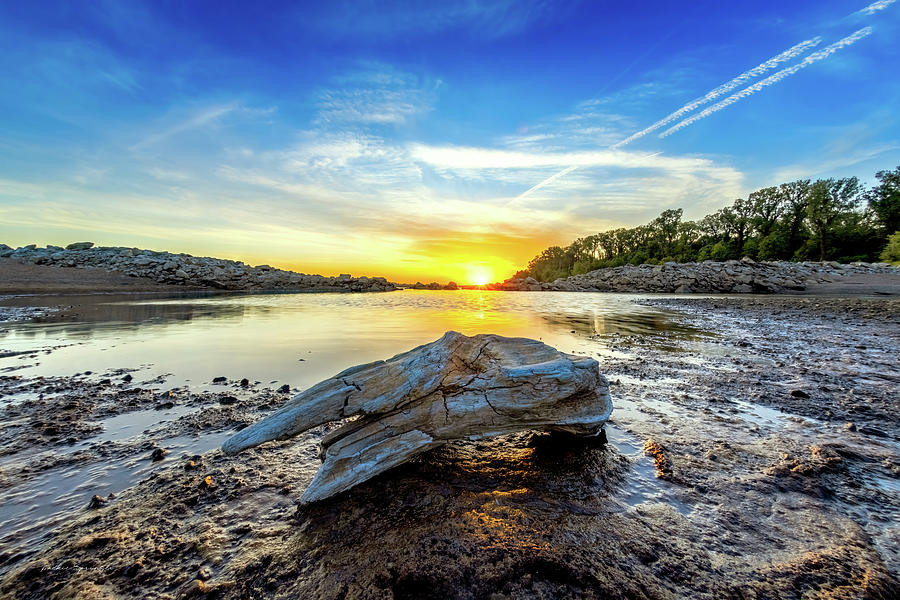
xmin=698 ymin=212 xmax=726 ymax=241
xmin=779 ymin=179 xmax=811 ymax=256
xmin=749 ymin=186 xmax=783 ymax=237
xmin=651 ymin=208 xmax=683 ymax=257
xmin=866 ymin=166 xmax=900 ymax=234
xmin=720 ymin=198 xmax=754 ymax=256
xmin=806 ymin=177 xmax=861 ymax=261
xmin=881 ymin=231 xmax=900 ymax=263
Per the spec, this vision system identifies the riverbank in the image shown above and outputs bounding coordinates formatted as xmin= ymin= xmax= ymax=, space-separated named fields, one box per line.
xmin=494 ymin=259 xmax=900 ymax=294
xmin=0 ymin=294 xmax=896 ymax=598
xmin=0 ymin=244 xmax=396 ymax=293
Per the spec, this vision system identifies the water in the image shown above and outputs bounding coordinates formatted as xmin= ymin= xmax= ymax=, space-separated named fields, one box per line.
xmin=0 ymin=290 xmax=700 ymax=389
xmin=0 ymin=290 xmax=702 ymax=565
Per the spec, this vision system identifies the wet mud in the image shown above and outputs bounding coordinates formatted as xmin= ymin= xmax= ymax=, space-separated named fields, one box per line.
xmin=0 ymin=296 xmax=898 ymax=599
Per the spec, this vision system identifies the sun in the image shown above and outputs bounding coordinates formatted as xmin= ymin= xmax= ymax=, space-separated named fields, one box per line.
xmin=466 ymin=265 xmax=495 ymax=286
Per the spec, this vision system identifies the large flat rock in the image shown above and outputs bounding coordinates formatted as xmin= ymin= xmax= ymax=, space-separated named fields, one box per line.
xmin=223 ymin=331 xmax=612 ymax=502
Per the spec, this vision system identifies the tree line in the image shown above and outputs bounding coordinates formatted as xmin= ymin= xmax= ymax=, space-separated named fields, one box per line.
xmin=517 ymin=166 xmax=900 ymax=282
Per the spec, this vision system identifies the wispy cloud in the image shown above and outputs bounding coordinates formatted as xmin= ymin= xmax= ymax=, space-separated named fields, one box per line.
xmin=611 ymin=37 xmax=821 ymax=148
xmin=858 ymin=0 xmax=897 ymax=16
xmin=314 ymin=63 xmax=438 ymax=126
xmin=304 ymin=0 xmax=577 ymax=40
xmin=660 ymin=27 xmax=873 ymax=137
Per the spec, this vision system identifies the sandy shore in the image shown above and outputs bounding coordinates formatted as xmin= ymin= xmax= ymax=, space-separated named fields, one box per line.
xmin=0 ymin=294 xmax=896 ymax=599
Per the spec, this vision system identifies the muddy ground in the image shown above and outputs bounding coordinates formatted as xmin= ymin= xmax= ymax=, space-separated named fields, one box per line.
xmin=0 ymin=296 xmax=897 ymax=599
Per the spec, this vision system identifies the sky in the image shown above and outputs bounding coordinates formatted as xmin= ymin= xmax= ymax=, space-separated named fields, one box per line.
xmin=0 ymin=1 xmax=898 ymax=284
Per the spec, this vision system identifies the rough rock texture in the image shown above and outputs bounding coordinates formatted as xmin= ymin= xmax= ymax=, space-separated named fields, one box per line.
xmin=493 ymin=258 xmax=900 ymax=293
xmin=223 ymin=331 xmax=612 ymax=502
xmin=0 ymin=243 xmax=396 ymax=292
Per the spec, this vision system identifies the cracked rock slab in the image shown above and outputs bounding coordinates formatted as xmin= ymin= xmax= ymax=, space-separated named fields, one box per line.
xmin=222 ymin=331 xmax=612 ymax=503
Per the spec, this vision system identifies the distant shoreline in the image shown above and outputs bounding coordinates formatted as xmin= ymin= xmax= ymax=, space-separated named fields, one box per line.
xmin=0 ymin=243 xmax=396 ymax=294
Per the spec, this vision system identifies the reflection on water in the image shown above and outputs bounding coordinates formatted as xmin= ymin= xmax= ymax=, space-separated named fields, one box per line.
xmin=0 ymin=290 xmax=700 ymax=388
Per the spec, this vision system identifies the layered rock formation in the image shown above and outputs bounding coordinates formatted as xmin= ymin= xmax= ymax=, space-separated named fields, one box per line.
xmin=493 ymin=258 xmax=899 ymax=293
xmin=0 ymin=243 xmax=395 ymax=292
xmin=223 ymin=331 xmax=612 ymax=503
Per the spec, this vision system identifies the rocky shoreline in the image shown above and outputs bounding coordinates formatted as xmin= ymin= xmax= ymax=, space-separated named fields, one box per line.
xmin=494 ymin=259 xmax=900 ymax=294
xmin=0 ymin=243 xmax=396 ymax=293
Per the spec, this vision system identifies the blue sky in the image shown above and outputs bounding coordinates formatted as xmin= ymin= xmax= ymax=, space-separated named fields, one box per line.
xmin=1 ymin=0 xmax=898 ymax=282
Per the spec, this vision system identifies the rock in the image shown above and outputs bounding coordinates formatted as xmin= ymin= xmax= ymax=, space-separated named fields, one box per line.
xmin=219 ymin=395 xmax=237 ymax=405
xmin=122 ymin=374 xmax=133 ymax=383
xmin=223 ymin=331 xmax=612 ymax=503
xmin=88 ymin=494 xmax=107 ymax=509
xmin=65 ymin=242 xmax=94 ymax=250
xmin=212 ymin=376 xmax=227 ymax=383
xmin=790 ymin=390 xmax=811 ymax=399
xmin=150 ymin=448 xmax=168 ymax=462
xmin=240 ymin=378 xmax=250 ymax=387
xmin=277 ymin=384 xmax=291 ymax=393
xmin=175 ymin=579 xmax=210 ymax=600
xmin=858 ymin=426 xmax=888 ymax=438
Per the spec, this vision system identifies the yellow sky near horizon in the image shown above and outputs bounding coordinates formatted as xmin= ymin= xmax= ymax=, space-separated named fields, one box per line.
xmin=0 ymin=223 xmax=562 ymax=285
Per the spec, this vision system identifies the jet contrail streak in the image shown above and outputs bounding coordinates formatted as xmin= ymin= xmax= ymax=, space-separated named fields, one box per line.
xmin=660 ymin=27 xmax=873 ymax=137
xmin=515 ymin=165 xmax=579 ymax=201
xmin=859 ymin=0 xmax=896 ymax=16
xmin=610 ymin=37 xmax=822 ymax=148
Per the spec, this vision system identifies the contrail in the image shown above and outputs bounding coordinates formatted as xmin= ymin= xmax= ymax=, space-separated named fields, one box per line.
xmin=515 ymin=165 xmax=579 ymax=200
xmin=610 ymin=37 xmax=821 ymax=149
xmin=859 ymin=0 xmax=896 ymax=15
xmin=660 ymin=27 xmax=873 ymax=137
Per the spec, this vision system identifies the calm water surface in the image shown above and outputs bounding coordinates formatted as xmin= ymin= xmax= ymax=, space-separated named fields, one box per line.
xmin=1 ymin=290 xmax=698 ymax=388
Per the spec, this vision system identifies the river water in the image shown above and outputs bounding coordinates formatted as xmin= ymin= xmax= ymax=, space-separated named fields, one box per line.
xmin=0 ymin=290 xmax=699 ymax=390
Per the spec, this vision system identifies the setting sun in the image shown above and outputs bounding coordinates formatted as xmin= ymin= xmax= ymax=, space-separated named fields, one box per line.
xmin=466 ymin=265 xmax=496 ymax=286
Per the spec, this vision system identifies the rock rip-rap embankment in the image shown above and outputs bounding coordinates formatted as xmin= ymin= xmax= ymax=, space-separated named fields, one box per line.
xmin=0 ymin=242 xmax=395 ymax=292
xmin=495 ymin=258 xmax=898 ymax=293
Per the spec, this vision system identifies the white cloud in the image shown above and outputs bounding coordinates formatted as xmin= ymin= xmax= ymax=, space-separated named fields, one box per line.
xmin=661 ymin=27 xmax=873 ymax=137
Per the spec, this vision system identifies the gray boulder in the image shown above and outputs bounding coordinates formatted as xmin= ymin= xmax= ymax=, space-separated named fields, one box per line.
xmin=65 ymin=242 xmax=94 ymax=250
